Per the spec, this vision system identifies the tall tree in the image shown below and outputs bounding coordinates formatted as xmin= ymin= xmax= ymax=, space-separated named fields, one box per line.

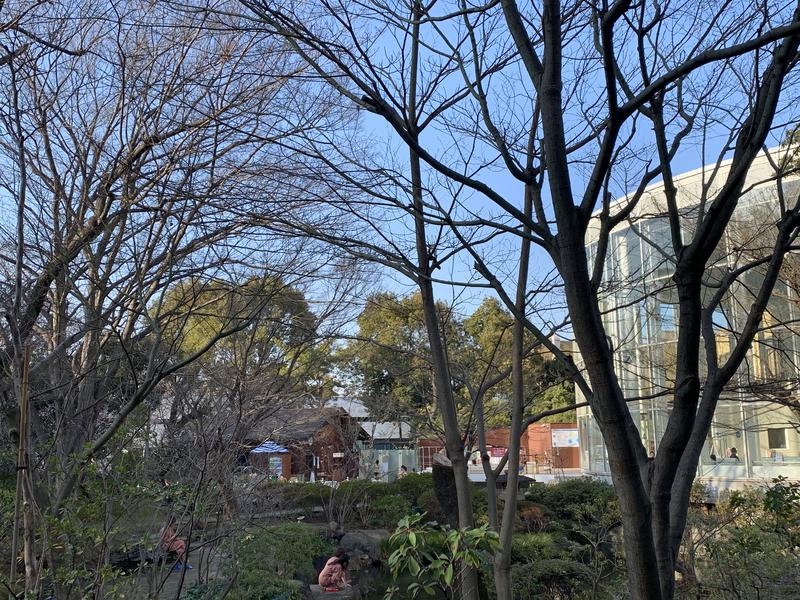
xmin=237 ymin=1 xmax=800 ymax=598
xmin=0 ymin=2 xmax=353 ymax=594
xmin=344 ymin=292 xmax=572 ymax=432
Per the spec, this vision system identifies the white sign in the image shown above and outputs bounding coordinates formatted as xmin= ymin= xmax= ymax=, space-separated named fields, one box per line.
xmin=551 ymin=429 xmax=579 ymax=448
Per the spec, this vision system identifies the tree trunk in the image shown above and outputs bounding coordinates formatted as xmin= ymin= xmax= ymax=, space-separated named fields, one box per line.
xmin=651 ymin=274 xmax=703 ymax=600
xmin=667 ymin=380 xmax=725 ymax=579
xmin=493 ymin=183 xmax=532 ymax=600
xmin=410 ymin=145 xmax=478 ymax=599
xmin=14 ymin=348 xmax=38 ymax=595
xmin=406 ymin=2 xmax=476 ymax=592
xmin=475 ymin=395 xmax=498 ymax=528
xmin=555 ymin=227 xmax=663 ymax=599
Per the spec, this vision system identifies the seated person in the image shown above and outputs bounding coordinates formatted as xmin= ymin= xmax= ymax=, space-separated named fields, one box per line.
xmin=770 ymin=449 xmax=784 ymax=461
xmin=159 ymin=518 xmax=191 ymax=571
xmin=728 ymin=447 xmax=740 ymax=461
xmin=318 ymin=551 xmax=350 ymax=591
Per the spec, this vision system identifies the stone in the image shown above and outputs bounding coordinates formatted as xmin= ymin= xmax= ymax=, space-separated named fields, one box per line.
xmin=340 ymin=531 xmax=369 ymax=550
xmin=346 ymin=552 xmax=371 ymax=571
xmin=339 ymin=530 xmax=389 ymax=562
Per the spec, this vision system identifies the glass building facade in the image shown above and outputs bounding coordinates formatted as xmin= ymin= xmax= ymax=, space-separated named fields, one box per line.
xmin=578 ymin=159 xmax=800 ymax=489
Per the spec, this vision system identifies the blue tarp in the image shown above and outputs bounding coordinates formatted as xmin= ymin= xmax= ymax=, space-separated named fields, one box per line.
xmin=250 ymin=440 xmax=289 ymax=454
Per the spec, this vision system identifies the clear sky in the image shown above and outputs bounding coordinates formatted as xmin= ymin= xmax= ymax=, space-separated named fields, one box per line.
xmin=319 ymin=0 xmax=800 ymax=329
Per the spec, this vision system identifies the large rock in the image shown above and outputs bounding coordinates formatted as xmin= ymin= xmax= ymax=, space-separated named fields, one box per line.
xmin=309 ymin=584 xmax=361 ymax=599
xmin=347 ymin=552 xmax=372 ymax=571
xmin=339 ymin=530 xmax=389 ymax=562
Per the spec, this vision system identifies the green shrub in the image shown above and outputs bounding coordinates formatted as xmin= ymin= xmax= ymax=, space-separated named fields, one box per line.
xmin=371 ymin=495 xmax=412 ymax=528
xmin=280 ymin=482 xmax=332 ymax=509
xmin=389 ymin=473 xmax=433 ymax=505
xmin=386 ymin=513 xmax=500 ymax=599
xmin=517 ymin=502 xmax=552 ymax=533
xmin=337 ymin=478 xmax=391 ymax=501
xmin=681 ymin=478 xmax=800 ymax=599
xmin=0 ymin=485 xmax=15 ymax=523
xmin=193 ymin=523 xmax=332 ymax=600
xmin=0 ymin=451 xmax=14 ymax=537
xmin=226 ymin=522 xmax=333 ymax=584
xmin=511 ymin=533 xmax=559 ymax=563
xmin=417 ymin=488 xmax=445 ymax=521
xmin=511 ymin=558 xmax=593 ymax=599
xmin=199 ymin=573 xmax=306 ymax=600
xmin=471 ymin=484 xmax=488 ymax=515
xmin=225 ymin=578 xmax=304 ymax=600
xmin=183 ymin=581 xmax=227 ymax=600
xmin=525 ymin=478 xmax=614 ymax=521
xmin=0 ymin=449 xmax=15 ymax=486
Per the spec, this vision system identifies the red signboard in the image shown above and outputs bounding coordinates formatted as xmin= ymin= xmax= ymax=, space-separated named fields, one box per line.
xmin=490 ymin=447 xmax=507 ymax=458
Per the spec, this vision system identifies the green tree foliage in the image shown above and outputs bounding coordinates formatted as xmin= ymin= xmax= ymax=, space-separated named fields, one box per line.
xmin=680 ymin=477 xmax=800 ymax=600
xmin=342 ymin=293 xmax=574 ymax=431
xmin=489 ymin=479 xmax=627 ymax=600
xmin=341 ymin=291 xmax=448 ymax=420
xmin=163 ymin=277 xmax=318 ymax=374
xmin=385 ymin=513 xmax=500 ymax=599
xmin=186 ymin=523 xmax=334 ymax=600
xmin=159 ymin=275 xmax=335 ymax=419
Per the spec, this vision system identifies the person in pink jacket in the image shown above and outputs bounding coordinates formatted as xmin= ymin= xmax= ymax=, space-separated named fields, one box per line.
xmin=158 ymin=518 xmax=192 ymax=571
xmin=318 ymin=551 xmax=350 ymax=591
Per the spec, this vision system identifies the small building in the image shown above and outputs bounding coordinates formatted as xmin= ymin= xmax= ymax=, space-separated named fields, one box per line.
xmin=473 ymin=423 xmax=581 ymax=471
xmin=418 ymin=438 xmax=446 ymax=471
xmin=248 ymin=440 xmax=291 ymax=478
xmin=245 ymin=407 xmax=369 ymax=482
xmin=326 ymin=397 xmax=418 ymax=481
xmin=359 ymin=421 xmax=417 ymax=481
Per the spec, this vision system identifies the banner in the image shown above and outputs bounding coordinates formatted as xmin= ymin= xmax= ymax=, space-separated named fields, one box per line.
xmin=551 ymin=429 xmax=579 ymax=448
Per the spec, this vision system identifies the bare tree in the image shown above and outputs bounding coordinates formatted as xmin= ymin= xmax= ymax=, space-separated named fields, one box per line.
xmin=0 ymin=2 xmax=355 ymax=595
xmin=234 ymin=1 xmax=800 ymax=598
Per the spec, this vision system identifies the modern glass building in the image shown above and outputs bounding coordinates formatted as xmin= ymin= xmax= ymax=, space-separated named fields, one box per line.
xmin=578 ymin=150 xmax=800 ymax=491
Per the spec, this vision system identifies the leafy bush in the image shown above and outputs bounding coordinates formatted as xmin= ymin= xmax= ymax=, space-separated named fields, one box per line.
xmin=470 ymin=485 xmax=489 ymax=520
xmin=187 ymin=523 xmax=330 ymax=600
xmin=389 ymin=473 xmax=433 ymax=505
xmin=0 ymin=451 xmax=15 ymax=535
xmin=280 ymin=482 xmax=333 ymax=509
xmin=227 ymin=522 xmax=333 ymax=583
xmin=203 ymin=573 xmax=306 ymax=600
xmin=511 ymin=558 xmax=593 ymax=599
xmin=680 ymin=477 xmax=800 ymax=599
xmin=0 ymin=484 xmax=15 ymax=525
xmin=325 ymin=479 xmax=392 ymax=526
xmin=517 ymin=502 xmax=552 ymax=533
xmin=225 ymin=578 xmax=305 ymax=600
xmin=511 ymin=533 xmax=559 ymax=563
xmin=417 ymin=488 xmax=445 ymax=522
xmin=183 ymin=581 xmax=228 ymax=600
xmin=506 ymin=480 xmax=624 ymax=599
xmin=338 ymin=479 xmax=392 ymax=503
xmin=371 ymin=495 xmax=412 ymax=528
xmin=385 ymin=513 xmax=500 ymax=599
xmin=525 ymin=478 xmax=614 ymax=521
xmin=0 ymin=449 xmax=15 ymax=486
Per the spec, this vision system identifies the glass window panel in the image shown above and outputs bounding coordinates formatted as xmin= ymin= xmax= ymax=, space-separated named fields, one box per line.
xmin=767 ymin=428 xmax=787 ymax=449
xmin=623 ymin=227 xmax=643 ymax=281
xmin=713 ymin=402 xmax=744 ymax=463
xmin=753 ymin=406 xmax=800 ymax=462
